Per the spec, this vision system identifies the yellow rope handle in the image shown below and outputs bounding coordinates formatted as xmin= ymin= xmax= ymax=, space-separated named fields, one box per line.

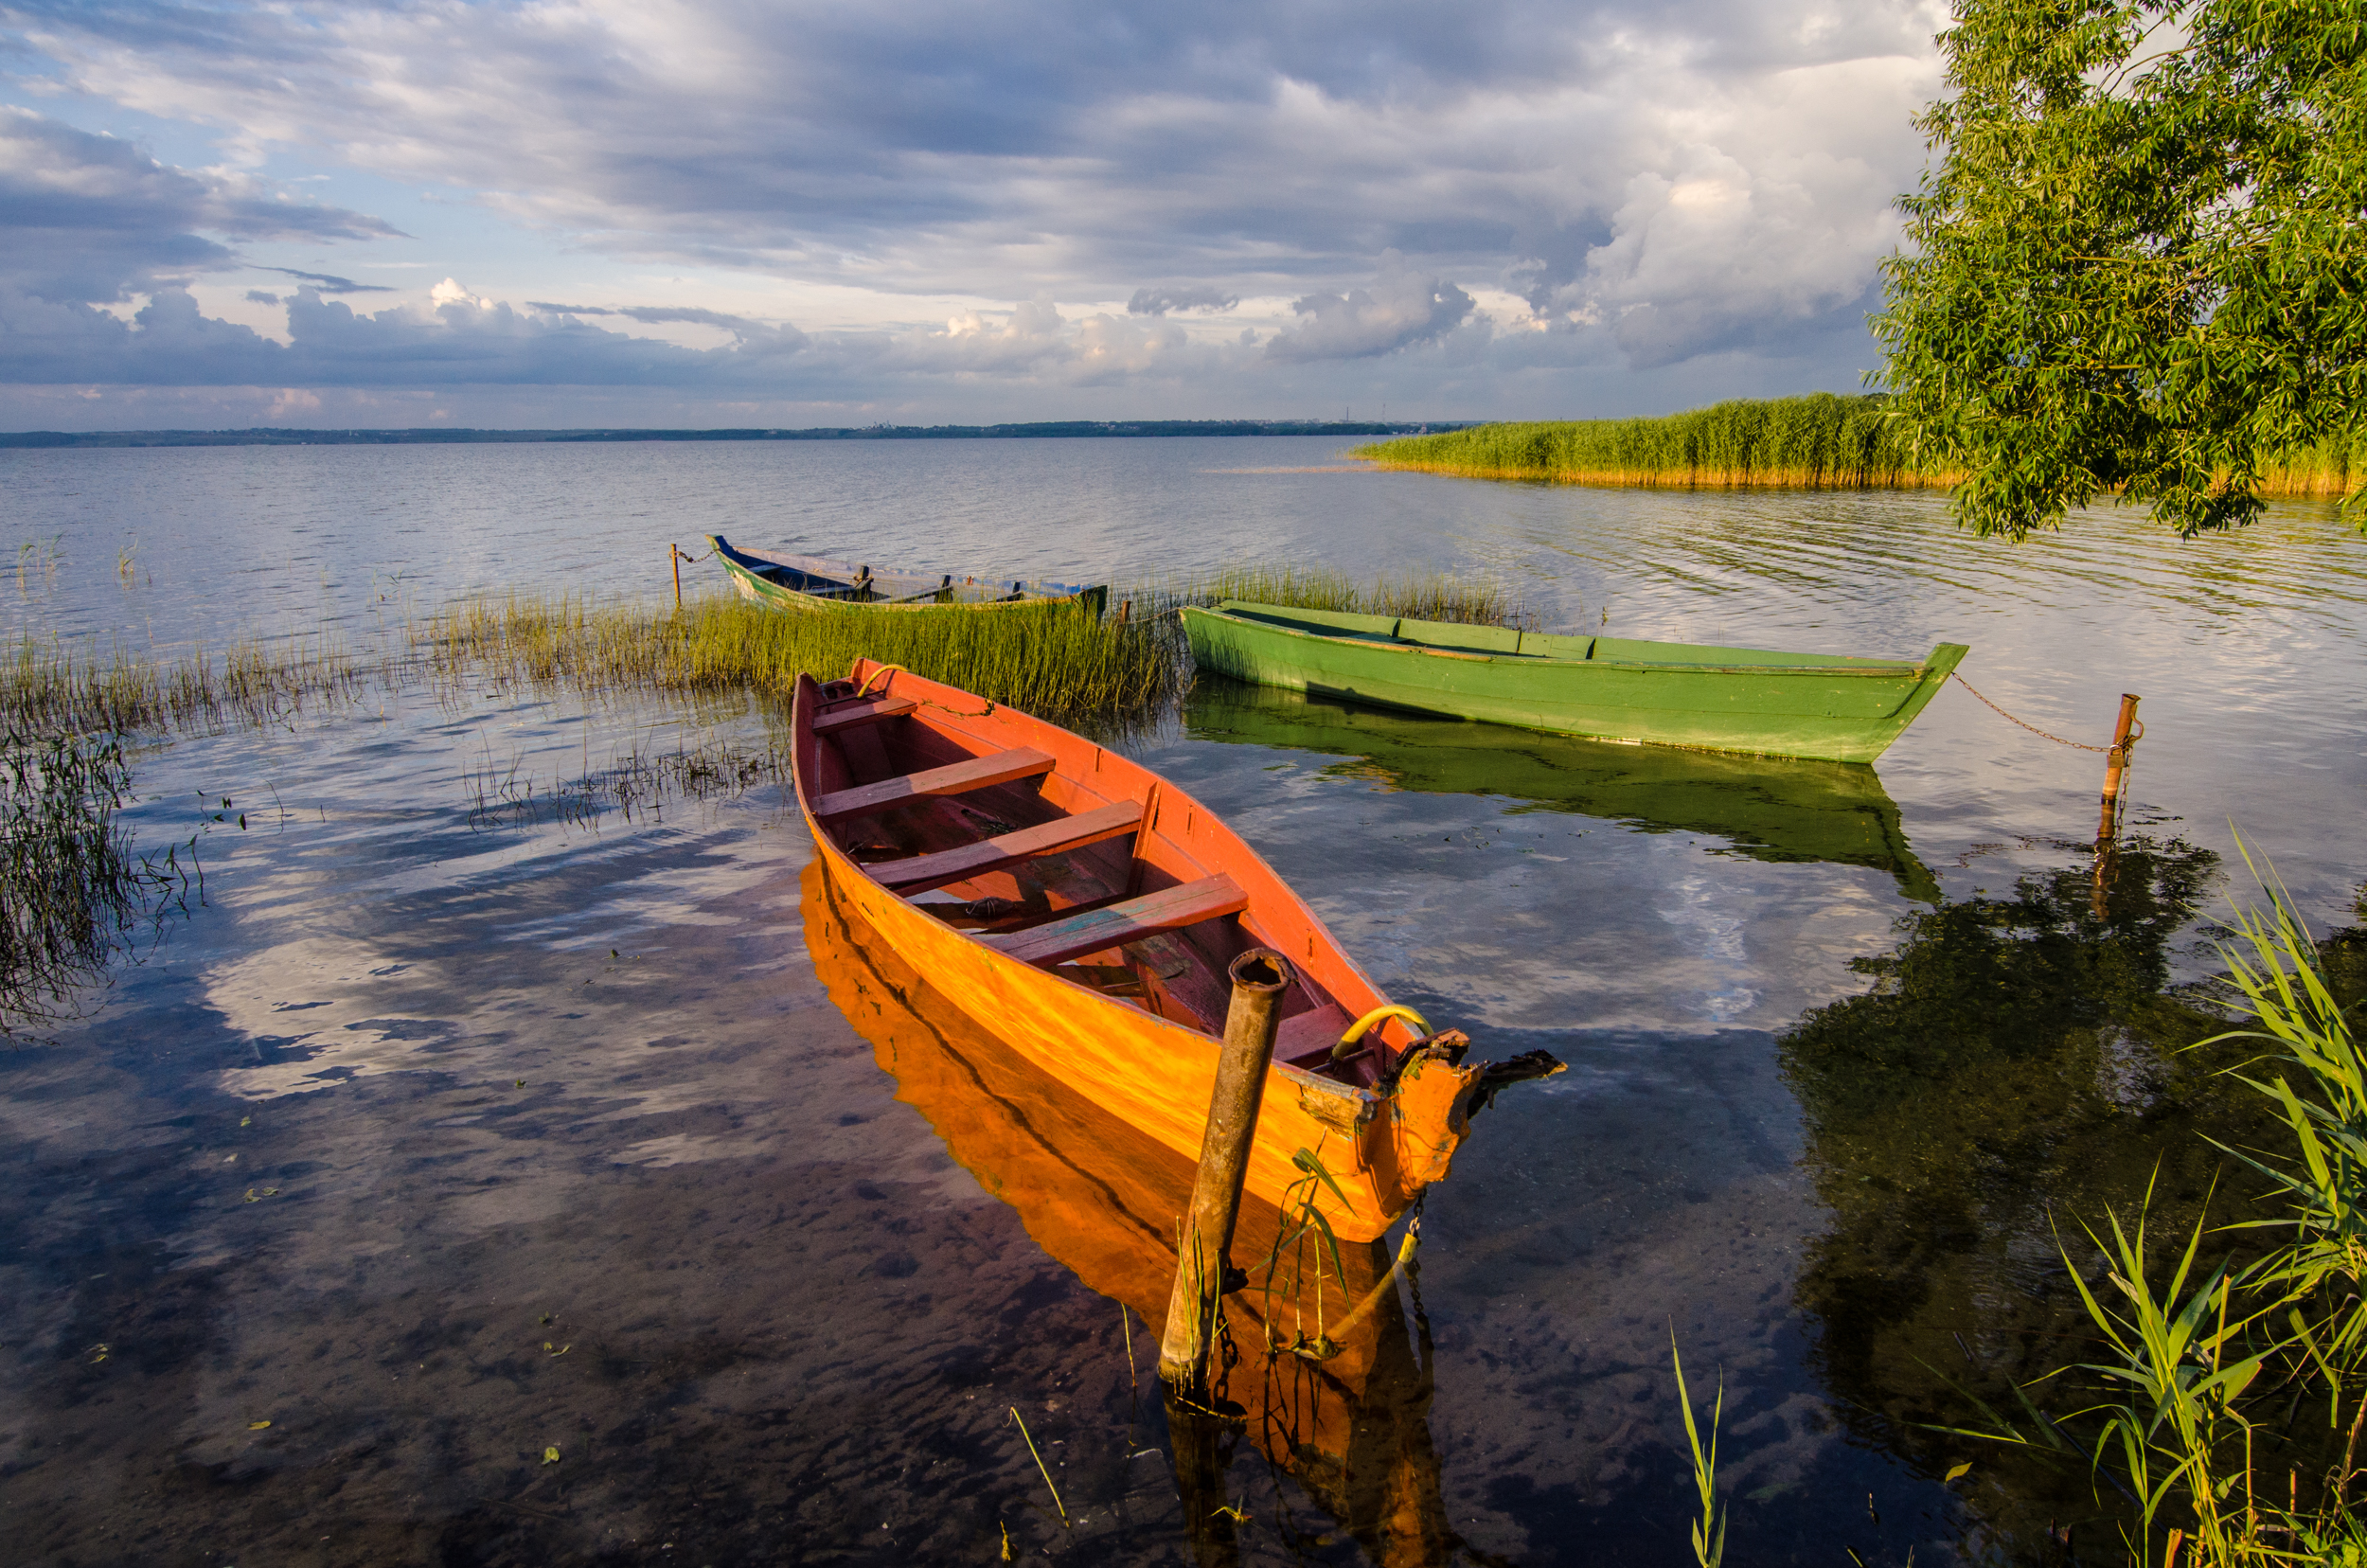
xmin=855 ymin=662 xmax=908 ymax=697
xmin=1331 ymin=1003 xmax=1431 ymax=1061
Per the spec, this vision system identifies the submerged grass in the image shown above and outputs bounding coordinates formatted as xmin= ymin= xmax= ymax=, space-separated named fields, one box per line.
xmin=1359 ymin=393 xmax=2367 ymax=501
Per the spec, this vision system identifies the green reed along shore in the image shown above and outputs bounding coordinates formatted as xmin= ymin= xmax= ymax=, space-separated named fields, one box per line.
xmin=0 ymin=564 xmax=1517 ymax=743
xmin=1360 ymin=393 xmax=2365 ymax=499
xmin=0 ymin=562 xmax=1517 ymax=1034
xmin=1143 ymin=563 xmax=1523 ymax=627
xmin=419 ymin=592 xmax=1184 ymax=728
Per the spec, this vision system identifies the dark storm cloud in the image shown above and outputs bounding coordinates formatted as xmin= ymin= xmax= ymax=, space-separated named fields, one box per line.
xmin=0 ymin=106 xmax=401 ymax=303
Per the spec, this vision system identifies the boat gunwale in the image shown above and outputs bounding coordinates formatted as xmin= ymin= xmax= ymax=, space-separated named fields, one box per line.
xmin=787 ymin=664 xmax=1396 ymax=1111
xmin=711 ymin=533 xmax=1103 ymax=612
xmin=1194 ymin=599 xmax=1964 ymax=676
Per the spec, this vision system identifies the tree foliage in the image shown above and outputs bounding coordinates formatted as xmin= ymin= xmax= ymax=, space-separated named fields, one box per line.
xmin=1875 ymin=0 xmax=2367 ymax=538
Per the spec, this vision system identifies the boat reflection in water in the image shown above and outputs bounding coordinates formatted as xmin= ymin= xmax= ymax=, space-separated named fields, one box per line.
xmin=1187 ymin=676 xmax=1941 ymax=902
xmin=804 ymin=859 xmax=1454 ymax=1565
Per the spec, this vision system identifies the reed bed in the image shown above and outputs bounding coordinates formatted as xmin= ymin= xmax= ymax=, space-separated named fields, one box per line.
xmin=416 ymin=591 xmax=1186 ymax=729
xmin=1359 ymin=394 xmax=1936 ymax=490
xmin=1140 ymin=564 xmax=1525 ymax=628
xmin=1 ymin=633 xmax=376 ymax=738
xmin=1361 ymin=394 xmax=2366 ymax=501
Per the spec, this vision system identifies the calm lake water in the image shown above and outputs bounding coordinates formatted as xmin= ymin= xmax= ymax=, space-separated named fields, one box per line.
xmin=3 ymin=437 xmax=2363 ymax=1565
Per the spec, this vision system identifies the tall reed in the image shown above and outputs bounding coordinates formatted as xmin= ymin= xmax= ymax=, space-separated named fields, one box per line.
xmin=1361 ymin=395 xmax=2366 ymax=500
xmin=1358 ymin=395 xmax=1935 ymax=490
xmin=416 ymin=591 xmax=1185 ymax=729
xmin=1141 ymin=565 xmax=1525 ymax=628
xmin=1 ymin=633 xmax=373 ymax=737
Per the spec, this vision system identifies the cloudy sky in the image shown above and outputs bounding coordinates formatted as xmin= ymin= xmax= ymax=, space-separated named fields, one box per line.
xmin=0 ymin=0 xmax=1947 ymax=429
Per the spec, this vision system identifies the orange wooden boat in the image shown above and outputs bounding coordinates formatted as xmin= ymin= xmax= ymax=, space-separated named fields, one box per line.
xmin=802 ymin=857 xmax=1456 ymax=1562
xmin=791 ymin=658 xmax=1561 ymax=1243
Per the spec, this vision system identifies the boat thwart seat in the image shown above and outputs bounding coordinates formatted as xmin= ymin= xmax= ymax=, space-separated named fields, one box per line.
xmin=982 ymin=874 xmax=1248 ymax=968
xmin=872 ymin=800 xmax=1145 ymax=895
xmin=811 ymin=747 xmax=1056 ymax=826
xmin=811 ymin=696 xmax=917 ymax=736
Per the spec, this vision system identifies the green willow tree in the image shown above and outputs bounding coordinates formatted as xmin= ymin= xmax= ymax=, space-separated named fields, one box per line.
xmin=1875 ymin=0 xmax=2366 ymax=538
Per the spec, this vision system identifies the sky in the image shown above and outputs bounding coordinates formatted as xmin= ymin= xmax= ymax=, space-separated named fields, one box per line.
xmin=0 ymin=0 xmax=1949 ymax=430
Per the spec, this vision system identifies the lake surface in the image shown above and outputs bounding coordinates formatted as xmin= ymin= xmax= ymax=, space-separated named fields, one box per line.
xmin=3 ymin=437 xmax=2363 ymax=1565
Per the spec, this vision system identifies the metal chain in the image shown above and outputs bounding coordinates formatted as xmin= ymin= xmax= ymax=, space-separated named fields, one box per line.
xmin=1949 ymin=672 xmax=2113 ymax=753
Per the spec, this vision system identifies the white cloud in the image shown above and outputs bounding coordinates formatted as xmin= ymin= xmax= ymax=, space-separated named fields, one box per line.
xmin=0 ymin=0 xmax=1949 ymax=417
xmin=1265 ymin=252 xmax=1476 ymax=362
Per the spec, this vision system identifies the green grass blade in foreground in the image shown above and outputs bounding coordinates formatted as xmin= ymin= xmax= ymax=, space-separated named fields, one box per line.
xmin=1671 ymin=1335 xmax=1727 ymax=1568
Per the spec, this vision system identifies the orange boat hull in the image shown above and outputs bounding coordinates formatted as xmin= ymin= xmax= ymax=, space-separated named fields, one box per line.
xmin=791 ymin=661 xmax=1500 ymax=1243
xmin=810 ymin=830 xmax=1475 ymax=1243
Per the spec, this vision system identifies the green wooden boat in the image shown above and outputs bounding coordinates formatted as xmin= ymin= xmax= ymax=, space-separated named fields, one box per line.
xmin=708 ymin=534 xmax=1108 ymax=617
xmin=1181 ymin=600 xmax=1969 ymax=764
xmin=1186 ymin=677 xmax=1939 ymax=901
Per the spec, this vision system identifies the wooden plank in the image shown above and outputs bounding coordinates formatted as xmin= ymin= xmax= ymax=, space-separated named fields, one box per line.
xmin=812 ymin=696 xmax=916 ymax=736
xmin=874 ymin=800 xmax=1144 ymax=894
xmin=983 ymin=875 xmax=1247 ymax=970
xmin=812 ymin=747 xmax=1055 ymax=826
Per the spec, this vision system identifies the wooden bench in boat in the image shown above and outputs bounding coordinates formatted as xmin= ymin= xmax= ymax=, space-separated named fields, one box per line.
xmin=982 ymin=874 xmax=1247 ymax=969
xmin=811 ymin=696 xmax=916 ymax=736
xmin=873 ymin=800 xmax=1144 ymax=895
xmin=812 ymin=747 xmax=1055 ymax=827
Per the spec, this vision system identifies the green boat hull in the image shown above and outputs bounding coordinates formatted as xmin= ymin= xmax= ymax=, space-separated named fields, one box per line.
xmin=1182 ymin=600 xmax=1968 ymax=764
xmin=1186 ymin=678 xmax=1939 ymax=902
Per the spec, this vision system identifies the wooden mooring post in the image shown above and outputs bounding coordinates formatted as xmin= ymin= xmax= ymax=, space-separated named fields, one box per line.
xmin=2095 ymin=693 xmax=2143 ymax=845
xmin=2092 ymin=693 xmax=2142 ymax=919
xmin=1158 ymin=947 xmax=1291 ymax=1395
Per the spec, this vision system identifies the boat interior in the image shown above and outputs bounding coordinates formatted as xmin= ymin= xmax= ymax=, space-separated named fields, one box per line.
xmin=713 ymin=534 xmax=1077 ymax=604
xmin=1209 ymin=599 xmax=1928 ymax=669
xmin=799 ymin=674 xmax=1427 ymax=1093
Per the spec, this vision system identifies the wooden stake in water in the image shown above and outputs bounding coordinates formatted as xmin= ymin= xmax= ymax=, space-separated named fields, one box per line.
xmin=670 ymin=544 xmax=686 ymax=614
xmin=2096 ymin=693 xmax=2142 ymax=845
xmin=1158 ymin=948 xmax=1290 ymax=1394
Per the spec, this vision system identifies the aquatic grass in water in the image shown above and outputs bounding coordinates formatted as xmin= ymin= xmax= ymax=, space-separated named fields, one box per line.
xmin=417 ymin=590 xmax=1186 ymax=729
xmin=1 ymin=633 xmax=377 ymax=738
xmin=1357 ymin=395 xmax=1935 ymax=490
xmin=1143 ymin=563 xmax=1525 ymax=628
xmin=1358 ymin=393 xmax=2367 ymax=501
xmin=1 ymin=727 xmax=201 ymax=1041
xmin=458 ymin=731 xmax=789 ymax=834
xmin=1924 ymin=866 xmax=2367 ymax=1567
